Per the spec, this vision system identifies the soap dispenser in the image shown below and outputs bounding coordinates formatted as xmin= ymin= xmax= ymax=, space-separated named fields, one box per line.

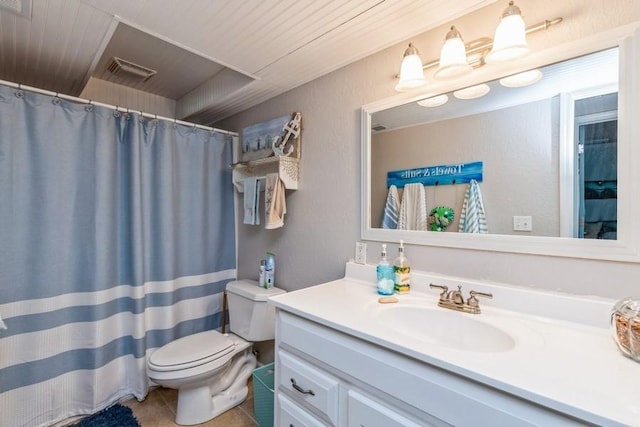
xmin=393 ymin=240 xmax=410 ymax=294
xmin=376 ymin=244 xmax=395 ymax=295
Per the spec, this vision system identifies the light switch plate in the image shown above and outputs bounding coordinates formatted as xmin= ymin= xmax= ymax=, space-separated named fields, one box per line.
xmin=355 ymin=242 xmax=367 ymax=264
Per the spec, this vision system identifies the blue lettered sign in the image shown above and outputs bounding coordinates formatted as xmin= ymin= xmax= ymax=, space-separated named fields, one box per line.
xmin=387 ymin=161 xmax=483 ymax=188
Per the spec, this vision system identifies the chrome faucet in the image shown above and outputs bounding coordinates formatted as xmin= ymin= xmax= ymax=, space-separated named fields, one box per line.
xmin=429 ymin=283 xmax=492 ymax=314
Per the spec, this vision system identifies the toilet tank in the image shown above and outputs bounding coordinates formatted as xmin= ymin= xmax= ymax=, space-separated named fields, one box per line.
xmin=226 ymin=280 xmax=286 ymax=341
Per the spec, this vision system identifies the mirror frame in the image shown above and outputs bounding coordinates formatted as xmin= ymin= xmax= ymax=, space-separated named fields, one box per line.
xmin=361 ymin=23 xmax=640 ymax=262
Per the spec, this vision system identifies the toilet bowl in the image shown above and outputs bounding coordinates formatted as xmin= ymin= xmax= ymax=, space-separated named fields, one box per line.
xmin=147 ymin=280 xmax=285 ymax=426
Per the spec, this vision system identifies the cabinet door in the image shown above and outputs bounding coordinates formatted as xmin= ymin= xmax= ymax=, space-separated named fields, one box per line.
xmin=348 ymin=390 xmax=427 ymax=427
xmin=278 ymin=393 xmax=329 ymax=427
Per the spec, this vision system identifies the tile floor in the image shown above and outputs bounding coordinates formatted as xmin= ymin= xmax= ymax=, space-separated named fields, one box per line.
xmin=122 ymin=380 xmax=260 ymax=427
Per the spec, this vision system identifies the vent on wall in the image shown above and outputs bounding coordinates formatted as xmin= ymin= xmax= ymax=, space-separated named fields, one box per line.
xmin=107 ymin=57 xmax=157 ymax=82
xmin=0 ymin=0 xmax=32 ymax=18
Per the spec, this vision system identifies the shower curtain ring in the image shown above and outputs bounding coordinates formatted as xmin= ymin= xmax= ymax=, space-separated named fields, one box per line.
xmin=15 ymin=83 xmax=24 ymax=98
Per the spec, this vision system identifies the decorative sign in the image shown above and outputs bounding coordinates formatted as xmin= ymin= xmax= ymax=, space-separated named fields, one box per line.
xmin=241 ymin=114 xmax=291 ymax=162
xmin=387 ymin=161 xmax=483 ymax=188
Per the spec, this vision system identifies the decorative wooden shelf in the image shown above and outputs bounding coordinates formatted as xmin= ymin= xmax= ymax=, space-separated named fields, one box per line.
xmin=232 ymin=156 xmax=300 ymax=192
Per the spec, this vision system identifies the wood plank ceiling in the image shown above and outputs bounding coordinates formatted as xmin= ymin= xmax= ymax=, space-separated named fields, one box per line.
xmin=0 ymin=0 xmax=496 ymax=124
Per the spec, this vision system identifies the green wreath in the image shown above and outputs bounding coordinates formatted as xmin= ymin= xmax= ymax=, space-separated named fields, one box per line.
xmin=429 ymin=206 xmax=454 ymax=232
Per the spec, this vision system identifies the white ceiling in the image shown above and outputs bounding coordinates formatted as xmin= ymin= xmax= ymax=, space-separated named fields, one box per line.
xmin=0 ymin=0 xmax=496 ymax=124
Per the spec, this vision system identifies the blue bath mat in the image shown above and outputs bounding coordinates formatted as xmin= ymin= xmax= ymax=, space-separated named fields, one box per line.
xmin=74 ymin=403 xmax=140 ymax=427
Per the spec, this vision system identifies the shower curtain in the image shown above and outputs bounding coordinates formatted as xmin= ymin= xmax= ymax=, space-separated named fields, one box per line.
xmin=0 ymin=85 xmax=236 ymax=426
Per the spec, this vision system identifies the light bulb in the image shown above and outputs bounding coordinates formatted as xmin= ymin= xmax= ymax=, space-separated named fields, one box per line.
xmin=486 ymin=1 xmax=529 ymax=63
xmin=435 ymin=26 xmax=472 ymax=79
xmin=395 ymin=43 xmax=427 ymax=91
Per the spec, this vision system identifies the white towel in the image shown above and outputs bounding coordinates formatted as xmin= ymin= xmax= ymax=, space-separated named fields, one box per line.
xmin=398 ymin=183 xmax=427 ymax=231
xmin=243 ymin=177 xmax=261 ymax=225
xmin=0 ymin=312 xmax=6 ymax=330
xmin=265 ymin=173 xmax=287 ymax=229
xmin=381 ymin=185 xmax=400 ymax=229
xmin=458 ymin=179 xmax=488 ymax=233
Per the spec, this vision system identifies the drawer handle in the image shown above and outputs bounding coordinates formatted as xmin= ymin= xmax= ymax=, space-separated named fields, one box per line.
xmin=290 ymin=378 xmax=315 ymax=396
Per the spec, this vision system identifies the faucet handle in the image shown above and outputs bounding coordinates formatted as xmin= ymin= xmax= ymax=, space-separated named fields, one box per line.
xmin=446 ymin=285 xmax=465 ymax=304
xmin=467 ymin=290 xmax=493 ymax=308
xmin=429 ymin=283 xmax=448 ymax=301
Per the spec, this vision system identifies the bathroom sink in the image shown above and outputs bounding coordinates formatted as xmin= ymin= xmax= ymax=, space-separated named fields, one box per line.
xmin=376 ymin=305 xmax=516 ymax=353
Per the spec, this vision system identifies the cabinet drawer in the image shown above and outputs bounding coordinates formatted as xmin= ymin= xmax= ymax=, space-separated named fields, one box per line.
xmin=278 ymin=350 xmax=339 ymax=425
xmin=278 ymin=393 xmax=329 ymax=427
xmin=348 ymin=390 xmax=425 ymax=427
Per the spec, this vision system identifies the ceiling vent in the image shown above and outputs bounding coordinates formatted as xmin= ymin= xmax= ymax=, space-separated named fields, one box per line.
xmin=107 ymin=57 xmax=157 ymax=81
xmin=0 ymin=0 xmax=32 ymax=18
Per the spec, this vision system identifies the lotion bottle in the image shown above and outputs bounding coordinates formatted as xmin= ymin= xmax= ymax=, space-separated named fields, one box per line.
xmin=393 ymin=240 xmax=411 ymax=294
xmin=376 ymin=244 xmax=395 ymax=295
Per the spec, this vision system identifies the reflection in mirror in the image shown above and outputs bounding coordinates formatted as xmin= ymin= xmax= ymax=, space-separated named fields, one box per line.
xmin=369 ymin=48 xmax=619 ymax=239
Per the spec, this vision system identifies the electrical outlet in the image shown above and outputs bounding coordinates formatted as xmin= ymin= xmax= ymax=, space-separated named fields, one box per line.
xmin=513 ymin=216 xmax=533 ymax=231
xmin=355 ymin=242 xmax=367 ymax=264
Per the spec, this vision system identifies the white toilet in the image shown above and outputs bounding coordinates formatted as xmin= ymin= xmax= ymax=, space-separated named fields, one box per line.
xmin=147 ymin=280 xmax=285 ymax=425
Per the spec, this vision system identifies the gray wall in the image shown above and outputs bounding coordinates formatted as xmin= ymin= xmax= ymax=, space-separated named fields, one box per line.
xmin=218 ymin=0 xmax=640 ymax=299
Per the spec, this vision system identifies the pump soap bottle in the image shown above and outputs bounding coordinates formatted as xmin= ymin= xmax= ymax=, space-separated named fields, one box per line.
xmin=393 ymin=240 xmax=411 ymax=294
xmin=376 ymin=244 xmax=395 ymax=295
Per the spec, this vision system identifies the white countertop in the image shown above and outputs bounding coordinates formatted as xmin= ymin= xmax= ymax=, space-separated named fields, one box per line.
xmin=270 ymin=262 xmax=640 ymax=426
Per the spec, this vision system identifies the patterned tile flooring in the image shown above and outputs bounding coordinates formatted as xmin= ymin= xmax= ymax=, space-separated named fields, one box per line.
xmin=122 ymin=380 xmax=259 ymax=427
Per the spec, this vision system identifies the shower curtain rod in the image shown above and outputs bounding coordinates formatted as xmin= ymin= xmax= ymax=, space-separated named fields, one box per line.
xmin=0 ymin=79 xmax=238 ymax=137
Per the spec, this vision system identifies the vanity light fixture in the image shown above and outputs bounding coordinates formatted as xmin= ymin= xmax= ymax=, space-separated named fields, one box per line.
xmin=499 ymin=69 xmax=543 ymax=87
xmin=453 ymin=83 xmax=490 ymax=100
xmin=394 ymin=2 xmax=562 ymax=92
xmin=395 ymin=43 xmax=428 ymax=91
xmin=485 ymin=1 xmax=529 ymax=63
xmin=434 ymin=26 xmax=472 ymax=79
xmin=417 ymin=94 xmax=449 ymax=107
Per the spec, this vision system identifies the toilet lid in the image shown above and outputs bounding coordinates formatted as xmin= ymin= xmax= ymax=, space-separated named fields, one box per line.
xmin=148 ymin=330 xmax=235 ymax=372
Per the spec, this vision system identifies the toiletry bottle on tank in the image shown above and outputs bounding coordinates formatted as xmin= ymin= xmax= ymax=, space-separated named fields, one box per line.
xmin=259 ymin=259 xmax=266 ymax=288
xmin=393 ymin=240 xmax=410 ymax=294
xmin=265 ymin=252 xmax=275 ymax=288
xmin=376 ymin=244 xmax=395 ymax=295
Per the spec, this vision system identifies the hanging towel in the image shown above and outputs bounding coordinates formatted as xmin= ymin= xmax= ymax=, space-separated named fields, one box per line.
xmin=381 ymin=185 xmax=400 ymax=229
xmin=243 ymin=177 xmax=261 ymax=225
xmin=0 ymin=311 xmax=6 ymax=330
xmin=265 ymin=173 xmax=287 ymax=229
xmin=458 ymin=179 xmax=488 ymax=234
xmin=398 ymin=183 xmax=427 ymax=231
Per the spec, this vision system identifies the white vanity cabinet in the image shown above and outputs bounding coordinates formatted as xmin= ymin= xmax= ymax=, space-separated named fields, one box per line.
xmin=274 ymin=310 xmax=598 ymax=427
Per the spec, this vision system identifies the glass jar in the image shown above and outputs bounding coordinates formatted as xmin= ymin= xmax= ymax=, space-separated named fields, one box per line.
xmin=611 ymin=297 xmax=640 ymax=361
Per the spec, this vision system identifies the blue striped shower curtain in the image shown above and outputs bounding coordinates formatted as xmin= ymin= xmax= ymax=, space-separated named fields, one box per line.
xmin=0 ymin=85 xmax=236 ymax=426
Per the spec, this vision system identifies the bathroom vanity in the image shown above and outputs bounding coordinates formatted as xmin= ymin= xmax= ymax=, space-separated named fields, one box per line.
xmin=269 ymin=262 xmax=639 ymax=426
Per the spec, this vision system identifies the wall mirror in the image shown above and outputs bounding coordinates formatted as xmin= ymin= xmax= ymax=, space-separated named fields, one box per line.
xmin=361 ymin=24 xmax=640 ymax=261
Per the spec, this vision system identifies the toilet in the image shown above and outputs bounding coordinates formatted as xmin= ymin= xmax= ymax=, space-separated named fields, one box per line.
xmin=147 ymin=280 xmax=285 ymax=425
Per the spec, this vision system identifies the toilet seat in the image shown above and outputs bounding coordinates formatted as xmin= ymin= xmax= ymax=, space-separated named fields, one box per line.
xmin=148 ymin=330 xmax=235 ymax=372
